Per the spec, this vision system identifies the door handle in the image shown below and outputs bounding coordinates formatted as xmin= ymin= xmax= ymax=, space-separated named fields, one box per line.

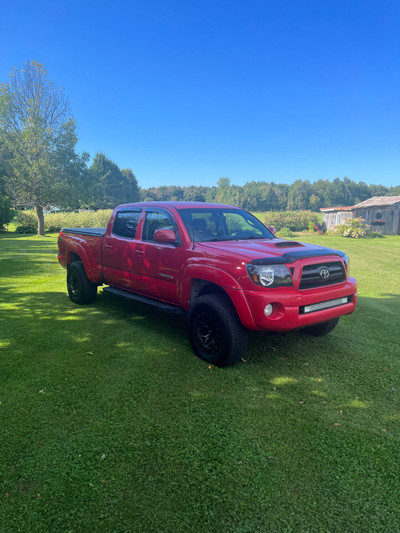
xmin=135 ymin=249 xmax=144 ymax=255
xmin=104 ymin=244 xmax=112 ymax=250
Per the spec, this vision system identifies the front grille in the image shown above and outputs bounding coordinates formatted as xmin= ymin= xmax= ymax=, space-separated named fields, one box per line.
xmin=299 ymin=261 xmax=345 ymax=290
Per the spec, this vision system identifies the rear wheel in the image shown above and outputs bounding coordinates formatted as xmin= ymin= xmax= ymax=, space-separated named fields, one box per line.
xmin=301 ymin=317 xmax=339 ymax=337
xmin=188 ymin=293 xmax=248 ymax=367
xmin=67 ymin=261 xmax=97 ymax=305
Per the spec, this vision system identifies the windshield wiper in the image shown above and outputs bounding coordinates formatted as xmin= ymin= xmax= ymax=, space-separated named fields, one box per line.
xmin=238 ymin=235 xmax=265 ymax=240
xmin=208 ymin=235 xmax=267 ymax=242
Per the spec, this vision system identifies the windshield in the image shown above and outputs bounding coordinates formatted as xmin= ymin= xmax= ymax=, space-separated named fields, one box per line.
xmin=177 ymin=208 xmax=274 ymax=242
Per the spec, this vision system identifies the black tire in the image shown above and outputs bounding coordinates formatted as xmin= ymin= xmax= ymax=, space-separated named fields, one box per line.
xmin=301 ymin=317 xmax=339 ymax=337
xmin=188 ymin=293 xmax=248 ymax=367
xmin=67 ymin=261 xmax=97 ymax=305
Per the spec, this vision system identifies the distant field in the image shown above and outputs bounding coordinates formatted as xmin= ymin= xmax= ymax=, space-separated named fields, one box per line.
xmin=253 ymin=210 xmax=324 ymax=224
xmin=0 ymin=232 xmax=399 ymax=532
xmin=7 ymin=208 xmax=323 ymax=235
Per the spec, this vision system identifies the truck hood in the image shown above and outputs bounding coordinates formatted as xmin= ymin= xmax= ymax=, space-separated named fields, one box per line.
xmin=200 ymin=239 xmax=345 ymax=263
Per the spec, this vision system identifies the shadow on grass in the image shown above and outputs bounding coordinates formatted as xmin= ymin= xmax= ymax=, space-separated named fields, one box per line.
xmin=1 ymin=231 xmax=399 ymax=371
xmin=0 ymin=236 xmax=59 ymax=277
xmin=0 ymin=282 xmax=188 ymax=362
xmin=2 ymin=278 xmax=399 ymax=372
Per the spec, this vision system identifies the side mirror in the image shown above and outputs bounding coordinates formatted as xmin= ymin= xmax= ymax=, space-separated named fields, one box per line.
xmin=267 ymin=226 xmax=276 ymax=236
xmin=154 ymin=229 xmax=177 ymax=244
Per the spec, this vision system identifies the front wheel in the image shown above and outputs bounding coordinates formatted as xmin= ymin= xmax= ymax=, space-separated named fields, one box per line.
xmin=188 ymin=293 xmax=248 ymax=367
xmin=301 ymin=317 xmax=340 ymax=337
xmin=67 ymin=261 xmax=97 ymax=305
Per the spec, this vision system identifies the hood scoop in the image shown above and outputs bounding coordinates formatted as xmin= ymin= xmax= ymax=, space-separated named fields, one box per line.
xmin=274 ymin=241 xmax=303 ymax=248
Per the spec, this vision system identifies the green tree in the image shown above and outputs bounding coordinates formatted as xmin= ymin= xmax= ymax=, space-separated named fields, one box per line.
xmin=388 ymin=185 xmax=400 ymax=195
xmin=0 ymin=190 xmax=13 ymax=229
xmin=215 ymin=177 xmax=232 ymax=204
xmin=166 ymin=185 xmax=184 ymax=201
xmin=351 ymin=179 xmax=369 ymax=204
xmin=243 ymin=181 xmax=274 ymax=211
xmin=324 ymin=177 xmax=369 ymax=207
xmin=121 ymin=168 xmax=140 ymax=203
xmin=205 ymin=186 xmax=218 ymax=203
xmin=0 ymin=143 xmax=14 ymax=228
xmin=0 ymin=61 xmax=88 ymax=235
xmin=229 ymin=184 xmax=244 ymax=207
xmin=89 ymin=153 xmax=139 ymax=208
xmin=324 ymin=178 xmax=345 ymax=206
xmin=311 ymin=179 xmax=330 ymax=207
xmin=287 ymin=180 xmax=311 ymax=210
xmin=309 ymin=194 xmax=322 ymax=211
xmin=368 ymin=184 xmax=388 ymax=197
xmin=242 ymin=181 xmax=259 ymax=211
xmin=274 ymin=183 xmax=290 ymax=211
xmin=183 ymin=186 xmax=208 ymax=202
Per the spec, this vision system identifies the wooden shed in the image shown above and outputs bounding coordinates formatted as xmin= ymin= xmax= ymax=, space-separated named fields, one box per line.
xmin=321 ymin=196 xmax=400 ymax=235
xmin=320 ymin=206 xmax=354 ymax=231
xmin=352 ymin=196 xmax=400 ymax=235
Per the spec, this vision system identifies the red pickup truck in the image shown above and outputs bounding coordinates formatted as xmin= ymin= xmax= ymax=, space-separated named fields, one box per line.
xmin=58 ymin=202 xmax=357 ymax=366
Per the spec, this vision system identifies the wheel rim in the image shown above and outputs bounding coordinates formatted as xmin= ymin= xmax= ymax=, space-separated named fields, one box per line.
xmin=193 ymin=310 xmax=222 ymax=355
xmin=68 ymin=269 xmax=81 ymax=299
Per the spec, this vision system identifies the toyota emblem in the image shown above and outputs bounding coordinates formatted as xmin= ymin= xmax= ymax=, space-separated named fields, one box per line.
xmin=319 ymin=267 xmax=330 ymax=280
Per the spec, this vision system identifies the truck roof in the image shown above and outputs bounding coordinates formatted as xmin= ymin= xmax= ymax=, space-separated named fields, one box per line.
xmin=115 ymin=201 xmax=242 ymax=210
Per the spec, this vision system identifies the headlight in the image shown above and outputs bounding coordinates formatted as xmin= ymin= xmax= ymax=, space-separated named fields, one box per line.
xmin=246 ymin=263 xmax=293 ymax=288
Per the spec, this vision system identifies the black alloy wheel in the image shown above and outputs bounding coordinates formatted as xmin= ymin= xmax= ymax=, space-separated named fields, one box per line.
xmin=188 ymin=293 xmax=248 ymax=367
xmin=67 ymin=267 xmax=81 ymax=301
xmin=192 ymin=309 xmax=223 ymax=356
xmin=67 ymin=261 xmax=97 ymax=305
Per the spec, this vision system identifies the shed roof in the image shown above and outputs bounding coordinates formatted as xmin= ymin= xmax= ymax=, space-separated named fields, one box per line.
xmin=320 ymin=206 xmax=353 ymax=212
xmin=352 ymin=196 xmax=400 ymax=209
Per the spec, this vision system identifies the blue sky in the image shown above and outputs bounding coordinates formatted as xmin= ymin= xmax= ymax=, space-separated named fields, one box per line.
xmin=1 ymin=0 xmax=399 ymax=188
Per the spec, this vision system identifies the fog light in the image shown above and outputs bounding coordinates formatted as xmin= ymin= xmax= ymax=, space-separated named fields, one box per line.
xmin=264 ymin=304 xmax=273 ymax=317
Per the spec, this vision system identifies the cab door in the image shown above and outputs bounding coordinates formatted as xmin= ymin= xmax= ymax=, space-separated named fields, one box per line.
xmin=135 ymin=208 xmax=184 ymax=304
xmin=102 ymin=208 xmax=142 ymax=289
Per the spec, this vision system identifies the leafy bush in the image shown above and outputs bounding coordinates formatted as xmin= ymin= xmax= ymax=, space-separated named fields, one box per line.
xmin=15 ymin=224 xmax=36 ymax=234
xmin=15 ymin=209 xmax=113 ymax=233
xmin=15 ymin=211 xmax=37 ymax=233
xmin=258 ymin=211 xmax=319 ymax=231
xmin=276 ymin=227 xmax=295 ymax=238
xmin=364 ymin=231 xmax=385 ymax=239
xmin=331 ymin=217 xmax=384 ymax=239
xmin=44 ymin=210 xmax=113 ymax=232
xmin=16 ymin=210 xmax=36 ymax=226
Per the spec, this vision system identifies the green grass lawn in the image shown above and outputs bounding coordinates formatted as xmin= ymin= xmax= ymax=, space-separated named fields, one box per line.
xmin=0 ymin=232 xmax=399 ymax=532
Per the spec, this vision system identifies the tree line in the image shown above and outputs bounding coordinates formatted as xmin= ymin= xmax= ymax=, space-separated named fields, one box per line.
xmin=140 ymin=177 xmax=400 ymax=213
xmin=1 ymin=62 xmax=399 ymax=234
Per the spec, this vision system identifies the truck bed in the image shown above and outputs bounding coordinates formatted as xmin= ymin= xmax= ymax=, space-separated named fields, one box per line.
xmin=61 ymin=227 xmax=106 ymax=237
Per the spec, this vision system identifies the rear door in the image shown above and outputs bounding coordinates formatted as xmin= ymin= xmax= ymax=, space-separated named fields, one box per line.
xmin=102 ymin=208 xmax=143 ymax=289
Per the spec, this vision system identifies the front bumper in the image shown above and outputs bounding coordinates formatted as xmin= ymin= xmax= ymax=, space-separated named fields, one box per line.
xmin=230 ymin=277 xmax=357 ymax=332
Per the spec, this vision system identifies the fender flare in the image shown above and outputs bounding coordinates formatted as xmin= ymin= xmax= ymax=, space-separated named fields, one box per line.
xmin=179 ymin=265 xmax=257 ymax=330
xmin=66 ymin=241 xmax=101 ymax=284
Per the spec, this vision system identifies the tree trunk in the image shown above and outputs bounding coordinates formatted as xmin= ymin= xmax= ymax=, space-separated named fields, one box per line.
xmin=36 ymin=205 xmax=45 ymax=236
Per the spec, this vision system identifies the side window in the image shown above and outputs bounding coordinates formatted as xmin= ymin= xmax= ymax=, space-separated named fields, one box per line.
xmin=142 ymin=211 xmax=176 ymax=242
xmin=112 ymin=211 xmax=141 ymax=239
